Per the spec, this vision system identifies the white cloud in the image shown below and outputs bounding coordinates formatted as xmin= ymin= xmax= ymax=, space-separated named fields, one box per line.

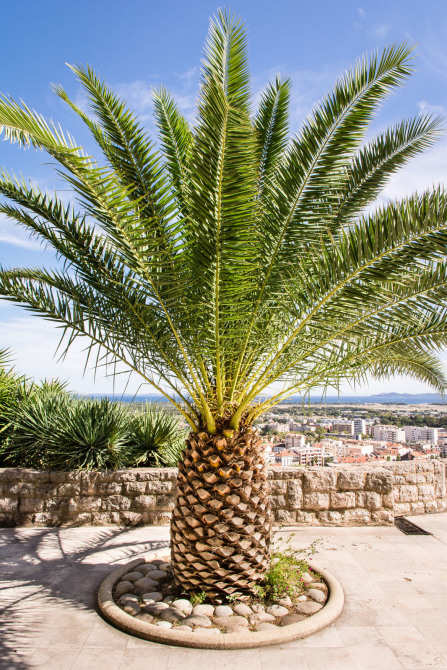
xmin=372 ymin=23 xmax=391 ymax=39
xmin=418 ymin=100 xmax=446 ymax=117
xmin=379 ymin=139 xmax=447 ymax=202
xmin=0 ymin=217 xmax=44 ymax=251
xmin=0 ymin=315 xmax=146 ymax=395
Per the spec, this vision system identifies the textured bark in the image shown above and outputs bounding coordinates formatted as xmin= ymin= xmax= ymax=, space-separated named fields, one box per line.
xmin=170 ymin=428 xmax=272 ymax=601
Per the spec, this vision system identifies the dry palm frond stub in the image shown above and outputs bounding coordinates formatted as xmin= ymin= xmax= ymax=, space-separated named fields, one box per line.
xmin=113 ymin=557 xmax=328 ymax=634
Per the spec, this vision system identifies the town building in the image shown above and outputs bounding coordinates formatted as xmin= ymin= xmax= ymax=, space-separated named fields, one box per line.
xmin=373 ymin=425 xmax=405 ymax=443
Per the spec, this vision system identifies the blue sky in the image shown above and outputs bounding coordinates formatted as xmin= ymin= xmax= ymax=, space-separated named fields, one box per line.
xmin=1 ymin=0 xmax=447 ymax=395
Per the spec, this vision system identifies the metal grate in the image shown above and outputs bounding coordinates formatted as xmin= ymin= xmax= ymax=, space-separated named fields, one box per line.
xmin=394 ymin=516 xmax=431 ymax=535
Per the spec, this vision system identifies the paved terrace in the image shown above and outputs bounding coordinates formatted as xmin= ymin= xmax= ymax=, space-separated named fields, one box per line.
xmin=1 ymin=514 xmax=447 ymax=670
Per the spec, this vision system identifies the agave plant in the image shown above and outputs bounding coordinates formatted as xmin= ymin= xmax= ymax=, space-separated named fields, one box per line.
xmin=1 ymin=10 xmax=447 ymax=599
xmin=126 ymin=403 xmax=185 ymax=467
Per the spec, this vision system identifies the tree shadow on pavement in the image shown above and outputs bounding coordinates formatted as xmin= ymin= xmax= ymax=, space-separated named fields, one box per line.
xmin=0 ymin=527 xmax=169 ymax=669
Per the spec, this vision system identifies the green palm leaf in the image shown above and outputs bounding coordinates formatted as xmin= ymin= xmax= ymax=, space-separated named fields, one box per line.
xmin=0 ymin=10 xmax=446 ymax=434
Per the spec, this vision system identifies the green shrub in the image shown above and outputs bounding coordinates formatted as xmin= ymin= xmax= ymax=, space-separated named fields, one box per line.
xmin=0 ymin=377 xmax=185 ymax=470
xmin=47 ymin=397 xmax=130 ymax=470
xmin=261 ymin=537 xmax=321 ymax=602
xmin=125 ymin=404 xmax=185 ymax=467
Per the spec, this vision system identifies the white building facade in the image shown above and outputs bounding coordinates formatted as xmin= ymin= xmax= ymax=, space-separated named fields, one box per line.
xmin=373 ymin=425 xmax=405 ymax=443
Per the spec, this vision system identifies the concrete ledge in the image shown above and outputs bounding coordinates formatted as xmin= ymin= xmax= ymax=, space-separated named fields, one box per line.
xmin=97 ymin=552 xmax=344 ymax=649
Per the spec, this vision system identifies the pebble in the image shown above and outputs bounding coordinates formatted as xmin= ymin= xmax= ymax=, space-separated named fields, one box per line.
xmin=159 ymin=562 xmax=171 ymax=571
xmin=171 ymin=599 xmax=193 ymax=615
xmin=135 ymin=613 xmax=154 ymax=624
xmin=251 ymin=603 xmax=265 ymax=613
xmin=302 ymin=572 xmax=313 ymax=583
xmin=143 ymin=602 xmax=170 ymax=615
xmin=281 ymin=613 xmax=306 ymax=626
xmin=174 ymin=625 xmax=193 ymax=632
xmin=255 ymin=622 xmax=279 ymax=631
xmin=140 ymin=591 xmax=163 ymax=604
xmin=159 ymin=607 xmax=186 ymax=623
xmin=163 ymin=596 xmax=175 ymax=604
xmin=119 ymin=594 xmax=139 ymax=605
xmin=233 ymin=603 xmax=252 ymax=617
xmin=182 ymin=615 xmax=212 ymax=628
xmin=138 ymin=564 xmax=157 ymax=575
xmin=115 ymin=581 xmax=134 ymax=597
xmin=156 ymin=621 xmax=172 ymax=629
xmin=307 ymin=588 xmax=326 ymax=604
xmin=121 ymin=571 xmax=144 ymax=583
xmin=192 ymin=604 xmax=215 ymax=617
xmin=134 ymin=578 xmax=159 ymax=594
xmin=151 ymin=559 xmax=165 ymax=566
xmin=214 ymin=605 xmax=233 ymax=617
xmin=275 ymin=596 xmax=292 ymax=608
xmin=123 ymin=603 xmax=141 ymax=616
xmin=310 ymin=582 xmax=328 ymax=594
xmin=249 ymin=612 xmax=275 ymax=624
xmin=266 ymin=605 xmax=289 ymax=618
xmin=224 ymin=625 xmax=247 ymax=634
xmin=297 ymin=595 xmax=308 ymax=602
xmin=212 ymin=616 xmax=249 ymax=628
xmin=148 ymin=570 xmax=168 ymax=582
xmin=295 ymin=601 xmax=323 ymax=615
xmin=193 ymin=627 xmax=221 ymax=634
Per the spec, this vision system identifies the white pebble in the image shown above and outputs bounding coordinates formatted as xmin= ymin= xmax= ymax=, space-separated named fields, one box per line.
xmin=214 ymin=605 xmax=233 ymax=617
xmin=156 ymin=621 xmax=172 ymax=629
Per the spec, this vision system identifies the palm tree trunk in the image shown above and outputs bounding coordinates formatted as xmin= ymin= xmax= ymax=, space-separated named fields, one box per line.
xmin=170 ymin=427 xmax=272 ymax=601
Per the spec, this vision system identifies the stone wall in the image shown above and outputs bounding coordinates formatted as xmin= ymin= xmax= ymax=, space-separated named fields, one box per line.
xmin=0 ymin=460 xmax=445 ymax=527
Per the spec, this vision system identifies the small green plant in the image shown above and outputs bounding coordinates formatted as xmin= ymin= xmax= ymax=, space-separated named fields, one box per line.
xmin=226 ymin=591 xmax=243 ymax=604
xmin=190 ymin=591 xmax=207 ymax=607
xmin=261 ymin=536 xmax=321 ymax=602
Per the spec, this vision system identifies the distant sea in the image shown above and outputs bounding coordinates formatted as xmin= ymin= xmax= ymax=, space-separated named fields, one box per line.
xmin=88 ymin=392 xmax=446 ymax=405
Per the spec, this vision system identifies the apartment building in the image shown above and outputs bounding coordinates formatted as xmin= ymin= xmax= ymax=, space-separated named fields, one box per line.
xmin=285 ymin=433 xmax=306 ymax=449
xmin=403 ymin=426 xmax=438 ymax=444
xmin=373 ymin=425 xmax=405 ymax=443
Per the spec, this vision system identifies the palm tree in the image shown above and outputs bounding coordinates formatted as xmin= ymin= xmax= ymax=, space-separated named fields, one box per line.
xmin=1 ymin=10 xmax=447 ymax=600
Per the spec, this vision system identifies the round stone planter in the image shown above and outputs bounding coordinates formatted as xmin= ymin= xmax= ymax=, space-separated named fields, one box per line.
xmin=98 ymin=550 xmax=344 ymax=649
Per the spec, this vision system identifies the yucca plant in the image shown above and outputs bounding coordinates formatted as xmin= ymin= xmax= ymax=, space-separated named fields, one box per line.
xmin=1 ymin=10 xmax=447 ymax=599
xmin=0 ymin=349 xmax=28 ymax=452
xmin=126 ymin=403 xmax=185 ymax=467
xmin=1 ymin=380 xmax=70 ymax=468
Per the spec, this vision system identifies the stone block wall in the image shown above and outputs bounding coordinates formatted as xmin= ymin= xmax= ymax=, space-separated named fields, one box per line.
xmin=0 ymin=460 xmax=445 ymax=527
xmin=268 ymin=460 xmax=446 ymax=525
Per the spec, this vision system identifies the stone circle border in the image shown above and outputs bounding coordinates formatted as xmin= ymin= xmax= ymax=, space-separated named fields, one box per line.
xmin=97 ymin=550 xmax=344 ymax=649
